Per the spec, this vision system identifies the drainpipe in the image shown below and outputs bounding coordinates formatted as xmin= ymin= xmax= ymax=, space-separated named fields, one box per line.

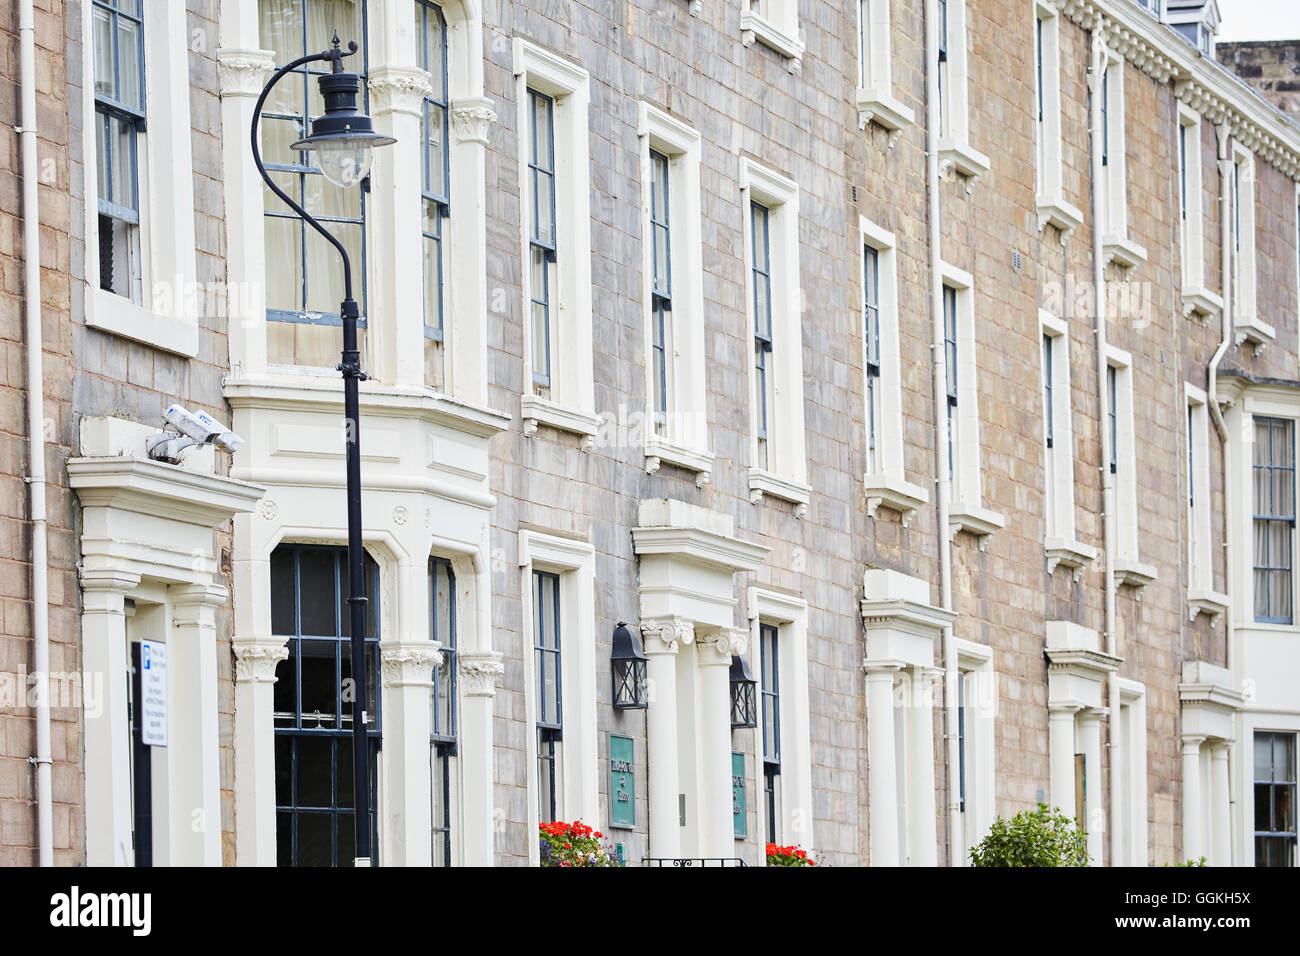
xmin=19 ymin=0 xmax=53 ymax=868
xmin=1085 ymin=28 xmax=1118 ymax=868
xmin=923 ymin=0 xmax=961 ymax=866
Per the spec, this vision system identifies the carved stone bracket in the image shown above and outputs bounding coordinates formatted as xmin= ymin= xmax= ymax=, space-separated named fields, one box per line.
xmin=233 ymin=639 xmax=288 ymax=684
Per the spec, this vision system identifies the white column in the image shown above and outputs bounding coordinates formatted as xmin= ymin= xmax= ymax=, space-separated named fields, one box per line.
xmin=457 ymin=651 xmax=504 ymax=865
xmin=232 ymin=638 xmax=287 ymax=866
xmin=1182 ymin=735 xmax=1207 ymax=863
xmin=697 ymin=629 xmax=742 ymax=859
xmin=1078 ymin=709 xmax=1104 ymax=866
xmin=642 ymin=620 xmax=686 ymax=860
xmin=379 ymin=642 xmax=442 ymax=866
xmin=1210 ymin=740 xmax=1232 ymax=866
xmin=1048 ymin=704 xmax=1080 ymax=823
xmin=446 ymin=97 xmax=495 ymax=403
xmin=865 ymin=662 xmax=901 ymax=866
xmin=167 ymin=584 xmax=228 ymax=866
xmin=907 ymin=666 xmax=938 ymax=867
xmin=81 ymin=569 xmax=140 ymax=867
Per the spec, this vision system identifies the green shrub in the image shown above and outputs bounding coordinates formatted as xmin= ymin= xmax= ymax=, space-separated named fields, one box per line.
xmin=1165 ymin=857 xmax=1207 ymax=867
xmin=969 ymin=803 xmax=1090 ymax=867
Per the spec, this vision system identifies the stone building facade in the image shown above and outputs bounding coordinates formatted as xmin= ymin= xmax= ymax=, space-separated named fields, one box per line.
xmin=2 ymin=0 xmax=1298 ymax=866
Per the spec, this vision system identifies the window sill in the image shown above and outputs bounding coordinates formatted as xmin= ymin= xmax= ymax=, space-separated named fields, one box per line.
xmin=863 ymin=472 xmax=928 ymax=526
xmin=1187 ymin=588 xmax=1229 ymax=623
xmin=87 ymin=288 xmax=199 ymax=358
xmin=949 ymin=502 xmax=1004 ymax=550
xmin=645 ymin=434 xmax=715 ymax=488
xmin=1036 ymin=194 xmax=1084 ymax=240
xmin=1114 ymin=557 xmax=1158 ymax=598
xmin=1181 ymin=286 xmax=1224 ymax=322
xmin=749 ymin=469 xmax=811 ymax=518
xmin=1234 ymin=313 xmax=1275 ymax=353
xmin=520 ymin=395 xmax=600 ymax=450
xmin=739 ymin=12 xmax=804 ymax=72
xmin=856 ymin=89 xmax=914 ymax=147
xmin=1102 ymin=234 xmax=1148 ymax=272
xmin=938 ymin=139 xmax=991 ymax=184
xmin=1046 ymin=536 xmax=1098 ymax=581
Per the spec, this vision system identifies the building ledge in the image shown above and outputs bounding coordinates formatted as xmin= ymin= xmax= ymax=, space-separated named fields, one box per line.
xmin=949 ymin=502 xmax=1005 ymax=549
xmin=520 ymin=395 xmax=600 ymax=449
xmin=1181 ymin=286 xmax=1224 ymax=322
xmin=856 ymin=88 xmax=914 ymax=146
xmin=1114 ymin=557 xmax=1158 ymax=598
xmin=644 ymin=434 xmax=714 ymax=488
xmin=749 ymin=469 xmax=811 ymax=518
xmin=1235 ymin=313 xmax=1275 ymax=353
xmin=1188 ymin=588 xmax=1229 ymax=623
xmin=739 ymin=12 xmax=804 ymax=72
xmin=1103 ymin=234 xmax=1149 ymax=271
xmin=68 ymin=456 xmax=265 ymax=530
xmin=939 ymin=138 xmax=991 ymax=183
xmin=863 ymin=472 xmax=929 ymax=526
xmin=1046 ymin=536 xmax=1099 ymax=581
xmin=1037 ymin=194 xmax=1085 ymax=240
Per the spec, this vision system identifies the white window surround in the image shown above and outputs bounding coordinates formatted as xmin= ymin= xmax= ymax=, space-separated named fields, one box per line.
xmin=741 ymin=158 xmax=810 ymax=516
xmin=1186 ymin=384 xmax=1227 ymax=621
xmin=856 ymin=0 xmax=914 ymax=144
xmin=741 ymin=0 xmax=806 ymax=72
xmin=937 ymin=0 xmax=990 ymax=182
xmin=747 ymin=587 xmax=814 ymax=849
xmin=514 ymin=40 xmax=599 ymax=447
xmin=943 ymin=263 xmax=1004 ymax=546
xmin=1107 ymin=346 xmax=1157 ymax=592
xmin=520 ymin=529 xmax=599 ymax=859
xmin=1114 ymin=676 xmax=1149 ymax=866
xmin=861 ymin=217 xmax=928 ymax=525
xmin=638 ymin=103 xmax=714 ymax=486
xmin=80 ymin=0 xmax=199 ymax=357
xmin=1177 ymin=106 xmax=1222 ymax=321
xmin=1041 ymin=310 xmax=1096 ymax=578
xmin=1232 ymin=144 xmax=1273 ymax=350
xmin=1035 ymin=4 xmax=1082 ymax=238
xmin=953 ymin=637 xmax=995 ymax=865
xmin=1101 ymin=55 xmax=1148 ymax=271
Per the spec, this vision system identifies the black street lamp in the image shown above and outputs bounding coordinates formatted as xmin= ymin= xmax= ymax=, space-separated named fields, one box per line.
xmin=610 ymin=622 xmax=649 ymax=709
xmin=250 ymin=36 xmax=395 ymax=867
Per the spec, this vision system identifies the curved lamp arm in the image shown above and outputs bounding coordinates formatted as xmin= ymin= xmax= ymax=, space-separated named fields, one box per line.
xmin=249 ymin=44 xmax=357 ymax=304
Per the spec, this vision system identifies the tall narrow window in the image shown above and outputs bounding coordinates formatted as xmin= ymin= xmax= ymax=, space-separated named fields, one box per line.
xmin=271 ymin=545 xmax=381 ymax=867
xmin=944 ymin=285 xmax=959 ymax=480
xmin=1253 ymin=417 xmax=1295 ymax=624
xmin=957 ymin=672 xmax=967 ymax=815
xmin=760 ymin=623 xmax=781 ymax=844
xmin=1255 ymin=732 xmax=1297 ymax=867
xmin=533 ymin=570 xmax=563 ymax=822
xmin=429 ymin=557 xmax=456 ymax=867
xmin=528 ymin=90 xmax=557 ymax=394
xmin=650 ymin=150 xmax=672 ymax=430
xmin=1107 ymin=365 xmax=1118 ymax=476
xmin=1101 ymin=66 xmax=1110 ymax=168
xmin=937 ymin=0 xmax=949 ymax=134
xmin=1179 ymin=123 xmax=1187 ymax=224
xmin=864 ymin=245 xmax=881 ymax=472
xmin=419 ymin=1 xmax=450 ymax=387
xmin=752 ymin=202 xmax=775 ymax=472
xmin=1043 ymin=332 xmax=1054 ymax=453
xmin=93 ymin=0 xmax=146 ymax=302
xmin=858 ymin=0 xmax=872 ymax=88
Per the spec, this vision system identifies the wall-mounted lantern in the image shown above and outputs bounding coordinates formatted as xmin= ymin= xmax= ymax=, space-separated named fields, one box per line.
xmin=611 ymin=622 xmax=649 ymax=709
xmin=729 ymin=655 xmax=758 ymax=729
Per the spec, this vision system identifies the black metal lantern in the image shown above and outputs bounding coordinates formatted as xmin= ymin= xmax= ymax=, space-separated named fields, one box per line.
xmin=611 ymin=622 xmax=649 ymax=709
xmin=289 ymin=37 xmax=396 ymax=187
xmin=729 ymin=655 xmax=758 ymax=728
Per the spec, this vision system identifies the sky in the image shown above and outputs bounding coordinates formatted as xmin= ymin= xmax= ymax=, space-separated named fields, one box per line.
xmin=1217 ymin=0 xmax=1300 ymax=42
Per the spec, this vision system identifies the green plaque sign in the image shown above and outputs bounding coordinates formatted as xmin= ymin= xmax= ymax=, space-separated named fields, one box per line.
xmin=732 ymin=751 xmax=746 ymax=838
xmin=609 ymin=734 xmax=635 ymax=829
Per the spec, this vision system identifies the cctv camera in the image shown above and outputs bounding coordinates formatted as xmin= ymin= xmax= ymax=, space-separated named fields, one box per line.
xmin=146 ymin=405 xmax=245 ymax=462
xmin=193 ymin=409 xmax=244 ymax=453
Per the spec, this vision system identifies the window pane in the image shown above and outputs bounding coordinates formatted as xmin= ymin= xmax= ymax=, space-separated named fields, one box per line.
xmin=298 ymin=639 xmax=338 ymax=727
xmin=1277 ymin=735 xmax=1296 ymax=782
xmin=425 ymin=101 xmax=447 ymax=198
xmin=295 ymin=735 xmax=333 ymax=808
xmin=298 ymin=549 xmax=337 ymax=636
xmin=92 ymin=7 xmax=115 ymax=100
xmin=116 ymin=15 xmax=143 ymax=111
xmin=533 ymin=170 xmax=554 ymax=246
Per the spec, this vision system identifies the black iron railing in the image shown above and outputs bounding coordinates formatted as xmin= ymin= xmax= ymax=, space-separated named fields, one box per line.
xmin=641 ymin=857 xmax=748 ymax=867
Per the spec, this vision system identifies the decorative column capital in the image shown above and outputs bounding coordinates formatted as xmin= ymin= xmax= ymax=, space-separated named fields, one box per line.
xmin=458 ymin=650 xmax=505 ymax=698
xmin=1182 ymin=734 xmax=1209 ymax=751
xmin=451 ymin=96 xmax=496 ymax=146
xmin=640 ymin=617 xmax=694 ymax=653
xmin=380 ymin=642 xmax=443 ymax=688
xmin=171 ymin=582 xmax=229 ymax=610
xmin=78 ymin=566 xmax=142 ymax=596
xmin=217 ymin=47 xmax=275 ymax=98
xmin=233 ymin=639 xmax=289 ymax=684
xmin=862 ymin=658 xmax=904 ymax=677
xmin=368 ymin=66 xmax=433 ymax=117
xmin=696 ymin=628 xmax=746 ymax=666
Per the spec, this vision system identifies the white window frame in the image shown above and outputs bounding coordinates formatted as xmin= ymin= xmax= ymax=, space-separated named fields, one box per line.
xmin=81 ymin=0 xmax=199 ymax=357
xmin=1107 ymin=346 xmax=1155 ymax=589
xmin=1041 ymin=311 xmax=1095 ymax=577
xmin=943 ymin=263 xmax=1004 ymax=543
xmin=937 ymin=0 xmax=989 ymax=180
xmin=1177 ymin=106 xmax=1220 ymax=322
xmin=638 ymin=104 xmax=714 ymax=484
xmin=1100 ymin=55 xmax=1148 ymax=270
xmin=1115 ymin=677 xmax=1149 ymax=866
xmin=520 ymin=530 xmax=598 ymax=859
xmin=1186 ymin=384 xmax=1225 ymax=620
xmin=742 ymin=158 xmax=810 ymax=516
xmin=514 ymin=40 xmax=598 ymax=445
xmin=1034 ymin=4 xmax=1081 ymax=236
xmin=741 ymin=0 xmax=806 ymax=70
xmin=1232 ymin=144 xmax=1273 ymax=348
xmin=861 ymin=217 xmax=928 ymax=523
xmin=747 ymin=587 xmax=814 ymax=850
xmin=953 ymin=637 xmax=995 ymax=865
xmin=855 ymin=0 xmax=914 ymax=141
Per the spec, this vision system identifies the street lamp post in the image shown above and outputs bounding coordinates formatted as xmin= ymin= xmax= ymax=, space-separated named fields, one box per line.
xmin=250 ymin=36 xmax=395 ymax=867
